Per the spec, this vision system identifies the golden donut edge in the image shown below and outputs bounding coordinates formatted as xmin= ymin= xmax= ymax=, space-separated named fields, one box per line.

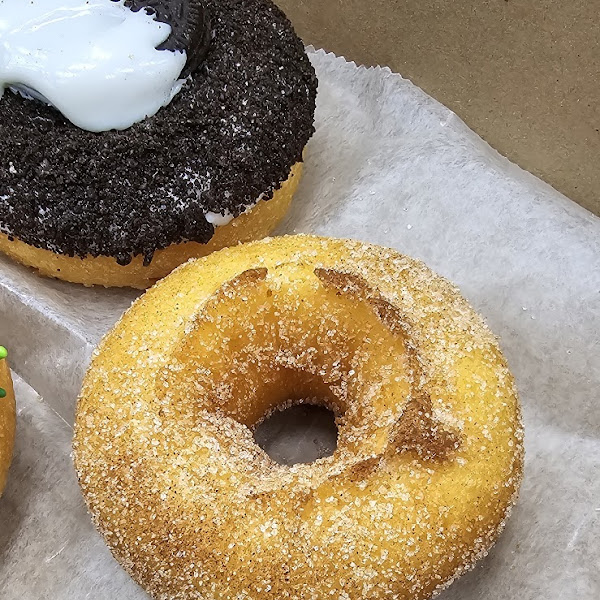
xmin=0 ymin=355 xmax=16 ymax=496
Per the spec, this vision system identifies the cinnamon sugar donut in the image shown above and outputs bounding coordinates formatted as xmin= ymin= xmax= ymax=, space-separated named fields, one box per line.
xmin=73 ymin=236 xmax=523 ymax=599
xmin=0 ymin=346 xmax=16 ymax=495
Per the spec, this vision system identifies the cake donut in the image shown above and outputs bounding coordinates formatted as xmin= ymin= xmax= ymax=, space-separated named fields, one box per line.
xmin=0 ymin=346 xmax=16 ymax=495
xmin=0 ymin=0 xmax=316 ymax=288
xmin=73 ymin=236 xmax=524 ymax=600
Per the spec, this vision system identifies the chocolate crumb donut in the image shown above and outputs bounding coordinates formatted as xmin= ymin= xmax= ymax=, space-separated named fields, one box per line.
xmin=0 ymin=0 xmax=317 ymax=287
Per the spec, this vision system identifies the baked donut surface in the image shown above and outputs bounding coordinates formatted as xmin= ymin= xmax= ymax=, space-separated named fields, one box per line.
xmin=0 ymin=347 xmax=16 ymax=495
xmin=73 ymin=236 xmax=523 ymax=600
xmin=0 ymin=0 xmax=316 ymax=285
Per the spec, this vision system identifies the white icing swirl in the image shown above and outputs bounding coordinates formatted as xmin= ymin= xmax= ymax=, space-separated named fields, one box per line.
xmin=0 ymin=0 xmax=186 ymax=132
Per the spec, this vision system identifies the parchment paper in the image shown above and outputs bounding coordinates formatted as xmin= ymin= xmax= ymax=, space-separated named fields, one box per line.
xmin=0 ymin=48 xmax=598 ymax=599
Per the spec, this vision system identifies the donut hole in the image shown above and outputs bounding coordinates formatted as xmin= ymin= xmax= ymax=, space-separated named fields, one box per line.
xmin=253 ymin=403 xmax=338 ymax=466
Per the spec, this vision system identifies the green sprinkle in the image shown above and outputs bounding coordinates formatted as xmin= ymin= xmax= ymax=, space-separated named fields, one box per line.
xmin=0 ymin=346 xmax=6 ymax=360
xmin=0 ymin=389 xmax=6 ymax=399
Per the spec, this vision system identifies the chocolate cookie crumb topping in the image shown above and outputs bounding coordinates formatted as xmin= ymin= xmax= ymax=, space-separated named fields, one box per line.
xmin=0 ymin=0 xmax=317 ymax=265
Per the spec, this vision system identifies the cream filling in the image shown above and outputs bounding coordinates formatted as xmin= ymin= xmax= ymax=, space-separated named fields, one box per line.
xmin=0 ymin=0 xmax=186 ymax=132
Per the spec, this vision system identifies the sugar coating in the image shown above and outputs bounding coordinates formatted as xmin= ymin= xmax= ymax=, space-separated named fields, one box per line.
xmin=73 ymin=236 xmax=524 ymax=600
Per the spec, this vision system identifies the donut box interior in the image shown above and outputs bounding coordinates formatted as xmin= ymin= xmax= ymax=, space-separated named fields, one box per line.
xmin=0 ymin=49 xmax=598 ymax=598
